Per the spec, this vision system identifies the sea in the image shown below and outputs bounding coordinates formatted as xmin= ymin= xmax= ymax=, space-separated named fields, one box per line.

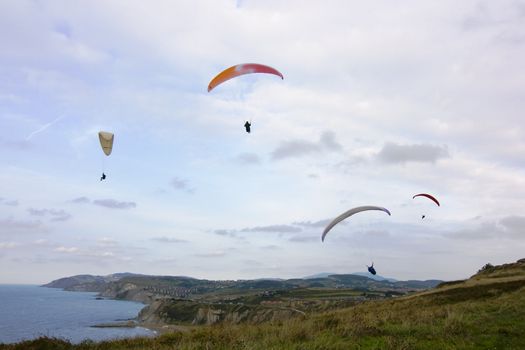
xmin=0 ymin=285 xmax=155 ymax=344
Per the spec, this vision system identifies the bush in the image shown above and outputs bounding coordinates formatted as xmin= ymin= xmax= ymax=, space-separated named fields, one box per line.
xmin=478 ymin=263 xmax=494 ymax=273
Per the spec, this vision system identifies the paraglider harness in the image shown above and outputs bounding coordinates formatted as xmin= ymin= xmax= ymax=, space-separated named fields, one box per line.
xmin=367 ymin=262 xmax=377 ymax=275
xmin=244 ymin=121 xmax=251 ymax=133
xmin=100 ymin=173 xmax=106 ymax=181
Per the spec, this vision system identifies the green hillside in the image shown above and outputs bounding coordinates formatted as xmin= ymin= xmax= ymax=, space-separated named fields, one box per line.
xmin=4 ymin=259 xmax=525 ymax=349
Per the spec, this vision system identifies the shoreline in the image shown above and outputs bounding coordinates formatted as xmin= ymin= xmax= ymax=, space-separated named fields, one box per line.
xmin=50 ymin=286 xmax=174 ymax=339
xmin=90 ymin=319 xmax=189 ymax=336
xmin=91 ymin=320 xmax=137 ymax=328
xmin=0 ymin=285 xmax=159 ymax=345
xmin=137 ymin=322 xmax=189 ymax=335
xmin=88 ymin=294 xmax=189 ymax=336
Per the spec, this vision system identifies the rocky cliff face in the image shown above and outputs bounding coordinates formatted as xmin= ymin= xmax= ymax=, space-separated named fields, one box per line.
xmin=99 ymin=282 xmax=152 ymax=304
xmin=138 ymin=299 xmax=307 ymax=326
xmin=137 ymin=300 xmax=165 ymax=325
xmin=198 ymin=305 xmax=304 ymax=325
xmin=193 ymin=307 xmax=224 ymax=325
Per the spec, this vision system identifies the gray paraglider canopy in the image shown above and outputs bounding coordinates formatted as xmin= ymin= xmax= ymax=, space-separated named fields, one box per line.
xmin=321 ymin=206 xmax=391 ymax=242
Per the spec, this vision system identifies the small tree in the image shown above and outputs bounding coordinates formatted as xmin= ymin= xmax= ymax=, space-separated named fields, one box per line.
xmin=478 ymin=263 xmax=494 ymax=273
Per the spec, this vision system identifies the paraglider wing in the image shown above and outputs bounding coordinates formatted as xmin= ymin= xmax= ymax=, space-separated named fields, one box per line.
xmin=208 ymin=63 xmax=283 ymax=92
xmin=413 ymin=193 xmax=440 ymax=206
xmin=98 ymin=131 xmax=114 ymax=156
xmin=321 ymin=206 xmax=391 ymax=242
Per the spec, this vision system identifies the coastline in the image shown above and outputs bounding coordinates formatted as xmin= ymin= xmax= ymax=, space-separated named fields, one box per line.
xmin=0 ymin=285 xmax=156 ymax=344
xmin=83 ymin=290 xmax=189 ymax=337
xmin=48 ymin=285 xmax=171 ymax=338
xmin=90 ymin=318 xmax=188 ymax=336
xmin=137 ymin=322 xmax=189 ymax=335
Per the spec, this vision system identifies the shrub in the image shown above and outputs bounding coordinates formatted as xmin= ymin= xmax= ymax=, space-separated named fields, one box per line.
xmin=478 ymin=263 xmax=494 ymax=273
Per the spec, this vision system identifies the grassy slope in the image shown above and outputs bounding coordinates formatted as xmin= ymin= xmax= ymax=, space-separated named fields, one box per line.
xmin=3 ymin=260 xmax=525 ymax=350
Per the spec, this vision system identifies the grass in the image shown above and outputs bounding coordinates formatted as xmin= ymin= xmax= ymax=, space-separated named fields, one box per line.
xmin=279 ymin=288 xmax=365 ymax=299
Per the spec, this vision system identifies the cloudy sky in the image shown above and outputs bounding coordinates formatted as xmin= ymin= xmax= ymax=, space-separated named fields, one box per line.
xmin=1 ymin=0 xmax=524 ymax=284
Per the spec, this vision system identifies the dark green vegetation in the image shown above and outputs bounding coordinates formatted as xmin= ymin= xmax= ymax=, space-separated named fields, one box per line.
xmin=3 ymin=259 xmax=525 ymax=349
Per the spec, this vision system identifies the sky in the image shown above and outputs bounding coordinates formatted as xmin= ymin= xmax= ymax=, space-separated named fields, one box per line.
xmin=1 ymin=0 xmax=524 ymax=284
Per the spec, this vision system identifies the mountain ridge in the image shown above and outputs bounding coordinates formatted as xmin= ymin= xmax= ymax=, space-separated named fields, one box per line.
xmin=43 ymin=272 xmax=440 ymax=293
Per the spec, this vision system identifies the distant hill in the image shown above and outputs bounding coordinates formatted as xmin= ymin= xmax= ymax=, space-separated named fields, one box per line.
xmin=351 ymin=272 xmax=398 ymax=282
xmin=42 ymin=274 xmax=106 ymax=290
xmin=303 ymin=272 xmax=335 ymax=279
xmin=42 ymin=273 xmax=145 ymax=291
xmin=305 ymin=271 xmax=399 ymax=282
xmin=43 ymin=272 xmax=441 ymax=295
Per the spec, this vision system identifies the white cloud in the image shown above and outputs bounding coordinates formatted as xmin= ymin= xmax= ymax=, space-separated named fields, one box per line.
xmin=93 ymin=199 xmax=137 ymax=210
xmin=235 ymin=152 xmax=261 ymax=165
xmin=55 ymin=246 xmax=79 ymax=253
xmin=27 ymin=208 xmax=72 ymax=222
xmin=97 ymin=237 xmax=118 ymax=246
xmin=377 ymin=142 xmax=450 ymax=164
xmin=499 ymin=216 xmax=525 ymax=236
xmin=194 ymin=250 xmax=227 ymax=258
xmin=240 ymin=225 xmax=302 ymax=234
xmin=170 ymin=177 xmax=195 ymax=193
xmin=33 ymin=239 xmax=48 ymax=245
xmin=271 ymin=131 xmax=342 ymax=160
xmin=446 ymin=216 xmax=525 ymax=240
xmin=0 ymin=217 xmax=42 ymax=231
xmin=289 ymin=235 xmax=318 ymax=243
xmin=70 ymin=197 xmax=90 ymax=204
xmin=151 ymin=236 xmax=188 ymax=244
xmin=0 ymin=242 xmax=18 ymax=249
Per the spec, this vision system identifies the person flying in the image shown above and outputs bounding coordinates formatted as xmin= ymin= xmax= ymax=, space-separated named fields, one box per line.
xmin=367 ymin=262 xmax=377 ymax=275
xmin=98 ymin=131 xmax=113 ymax=182
xmin=244 ymin=121 xmax=251 ymax=133
xmin=413 ymin=193 xmax=440 ymax=220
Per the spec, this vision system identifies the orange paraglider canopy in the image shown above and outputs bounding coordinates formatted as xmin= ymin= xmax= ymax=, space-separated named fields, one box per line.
xmin=208 ymin=63 xmax=283 ymax=92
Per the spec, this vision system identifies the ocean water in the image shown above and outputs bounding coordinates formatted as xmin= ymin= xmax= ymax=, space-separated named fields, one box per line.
xmin=0 ymin=285 xmax=155 ymax=344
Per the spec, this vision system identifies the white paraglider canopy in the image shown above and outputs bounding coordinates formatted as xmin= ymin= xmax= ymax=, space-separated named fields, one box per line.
xmin=98 ymin=131 xmax=114 ymax=156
